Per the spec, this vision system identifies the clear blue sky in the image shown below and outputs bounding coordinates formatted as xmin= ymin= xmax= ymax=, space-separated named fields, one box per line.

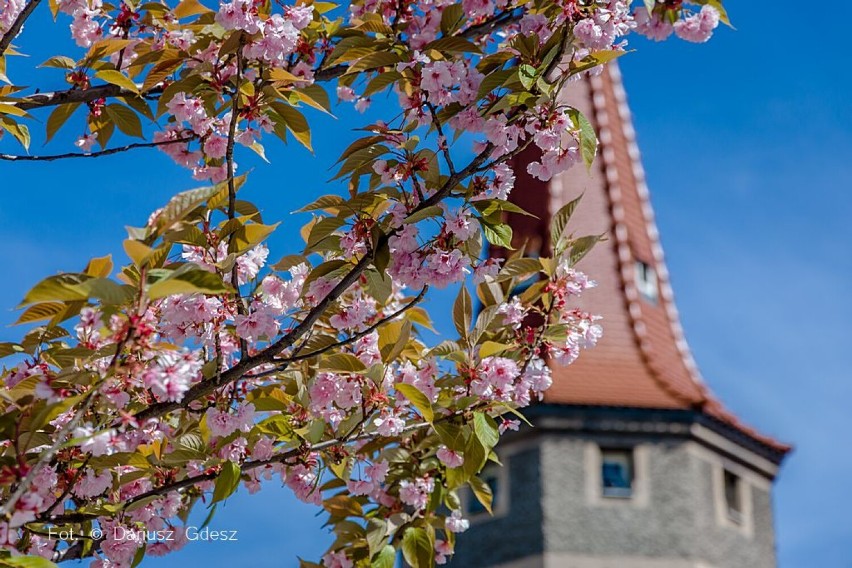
xmin=1 ymin=3 xmax=850 ymax=566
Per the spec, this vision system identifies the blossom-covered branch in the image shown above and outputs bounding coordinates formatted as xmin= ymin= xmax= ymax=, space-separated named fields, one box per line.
xmin=0 ymin=0 xmax=727 ymax=566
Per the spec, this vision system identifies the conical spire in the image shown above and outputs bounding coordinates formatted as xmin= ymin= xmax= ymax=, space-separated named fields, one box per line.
xmin=503 ymin=62 xmax=789 ymax=457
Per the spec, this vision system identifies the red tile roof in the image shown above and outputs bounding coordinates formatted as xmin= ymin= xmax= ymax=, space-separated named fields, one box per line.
xmin=504 ymin=63 xmax=790 ymax=455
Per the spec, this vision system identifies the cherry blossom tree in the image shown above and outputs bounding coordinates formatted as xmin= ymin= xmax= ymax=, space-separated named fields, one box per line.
xmin=0 ymin=0 xmax=727 ymax=566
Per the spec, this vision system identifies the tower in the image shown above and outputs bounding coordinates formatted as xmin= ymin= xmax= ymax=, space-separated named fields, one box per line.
xmin=452 ymin=63 xmax=790 ymax=568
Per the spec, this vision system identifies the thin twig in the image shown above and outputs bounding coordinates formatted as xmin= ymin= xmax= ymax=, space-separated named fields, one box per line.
xmin=225 ymin=38 xmax=249 ymax=360
xmin=0 ymin=136 xmax=195 ymax=162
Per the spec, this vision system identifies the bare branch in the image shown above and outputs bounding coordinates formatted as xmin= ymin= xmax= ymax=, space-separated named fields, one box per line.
xmin=0 ymin=136 xmax=195 ymax=162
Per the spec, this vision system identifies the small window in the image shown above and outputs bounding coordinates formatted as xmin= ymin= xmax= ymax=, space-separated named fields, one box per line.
xmin=634 ymin=260 xmax=658 ymax=303
xmin=724 ymin=470 xmax=743 ymax=524
xmin=601 ymin=448 xmax=633 ymax=498
xmin=466 ymin=464 xmax=500 ymax=516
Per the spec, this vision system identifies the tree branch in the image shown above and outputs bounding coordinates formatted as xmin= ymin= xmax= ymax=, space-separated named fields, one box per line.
xmin=250 ymin=286 xmax=428 ymax=380
xmin=133 ymin=141 xmax=495 ymax=424
xmin=0 ymin=136 xmax=195 ymax=162
xmin=11 ymin=84 xmax=161 ymax=111
xmin=0 ymin=0 xmax=42 ymax=56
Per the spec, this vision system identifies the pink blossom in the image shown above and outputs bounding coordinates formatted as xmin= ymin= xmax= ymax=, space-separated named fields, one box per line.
xmin=69 ymin=6 xmax=102 ymax=47
xmin=141 ymin=350 xmax=202 ymax=403
xmin=634 ymin=7 xmax=673 ymax=41
xmin=74 ymin=468 xmax=112 ymax=498
xmin=337 ymin=86 xmax=357 ymax=102
xmin=235 ymin=305 xmax=280 ymax=342
xmin=373 ymin=411 xmax=405 ymax=437
xmin=498 ymin=418 xmax=521 ymax=434
xmin=354 ymin=331 xmax=381 ymax=367
xmin=252 ymin=436 xmax=275 ymax=461
xmin=75 ymin=133 xmax=98 ymax=151
xmin=0 ymin=0 xmax=25 ymax=35
xmin=462 ymin=0 xmax=493 ymax=19
xmin=216 ymin=0 xmax=260 ymax=33
xmin=497 ymin=296 xmax=527 ymax=328
xmin=285 ymin=463 xmax=321 ymax=504
xmin=673 ymin=5 xmax=720 ymax=43
xmin=322 ymin=550 xmax=353 ymax=568
xmin=398 ymin=476 xmax=434 ymax=510
xmin=436 ymin=446 xmax=464 ymax=468
xmin=365 ymin=460 xmax=389 ymax=483
xmin=203 ymin=135 xmax=228 ymax=159
xmin=435 ymin=539 xmax=453 ymax=565
xmin=473 ymin=258 xmax=502 ymax=284
xmin=346 ymin=479 xmax=373 ymax=496
xmin=445 ymin=510 xmax=470 ymax=533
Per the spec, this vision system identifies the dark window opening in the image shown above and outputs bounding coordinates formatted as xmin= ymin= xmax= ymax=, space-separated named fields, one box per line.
xmin=634 ymin=260 xmax=658 ymax=303
xmin=724 ymin=469 xmax=743 ymax=524
xmin=601 ymin=448 xmax=634 ymax=498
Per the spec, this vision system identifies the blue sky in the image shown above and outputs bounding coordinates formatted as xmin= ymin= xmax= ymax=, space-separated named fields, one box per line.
xmin=1 ymin=3 xmax=850 ymax=566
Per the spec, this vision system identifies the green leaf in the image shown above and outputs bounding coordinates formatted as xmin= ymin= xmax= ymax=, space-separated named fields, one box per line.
xmin=371 ymin=545 xmax=396 ymax=568
xmin=0 ymin=117 xmax=31 ymax=150
xmin=0 ymin=342 xmax=24 ymax=358
xmin=395 ymin=383 xmax=434 ymax=423
xmin=469 ymin=474 xmax=494 ymax=514
xmin=440 ymin=3 xmax=464 ymax=35
xmin=401 ymin=527 xmax=434 ymax=568
xmin=365 ymin=518 xmax=388 ymax=558
xmin=105 ymin=104 xmax=143 ymax=138
xmin=271 ymin=102 xmax=312 ymax=151
xmin=497 ymin=258 xmax=542 ymax=282
xmin=519 ymin=64 xmax=536 ymax=90
xmin=363 ymin=71 xmax=400 ymax=97
xmin=479 ymin=219 xmax=513 ymax=249
xmin=322 ymin=353 xmax=367 ymax=373
xmin=568 ymin=109 xmax=597 ymax=169
xmin=297 ymin=194 xmax=345 ymax=213
xmin=425 ymin=36 xmax=482 ymax=54
xmin=550 ymin=192 xmax=583 ymax=252
xmin=45 ymin=103 xmax=80 ymax=143
xmin=173 ymin=0 xmax=213 ymax=18
xmin=404 ymin=205 xmax=442 ymax=225
xmin=147 ymin=265 xmax=230 ymax=299
xmin=347 ymin=51 xmax=403 ymax=74
xmin=473 ymin=412 xmax=499 ymax=450
xmin=453 ymin=285 xmax=472 ymax=338
xmin=85 ymin=254 xmax=113 ymax=277
xmin=14 ymin=302 xmax=66 ymax=325
xmin=230 ymin=222 xmax=279 ymax=254
xmin=479 ymin=341 xmax=511 ymax=359
xmin=212 ymin=460 xmax=241 ymax=503
xmin=0 ymin=556 xmax=60 ymax=568
xmin=21 ymin=274 xmax=92 ymax=305
xmin=158 ymin=183 xmax=225 ymax=230
xmin=568 ymin=234 xmax=603 ymax=266
xmin=95 ymin=70 xmax=140 ymax=94
xmin=123 ymin=240 xmax=155 ymax=267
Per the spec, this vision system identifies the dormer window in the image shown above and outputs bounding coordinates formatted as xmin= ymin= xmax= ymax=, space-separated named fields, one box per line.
xmin=634 ymin=260 xmax=658 ymax=303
